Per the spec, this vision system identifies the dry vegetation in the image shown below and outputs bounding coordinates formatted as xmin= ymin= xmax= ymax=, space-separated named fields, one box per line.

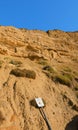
xmin=10 ymin=68 xmax=36 ymax=79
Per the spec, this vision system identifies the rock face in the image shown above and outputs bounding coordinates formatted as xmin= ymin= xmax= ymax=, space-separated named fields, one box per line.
xmin=0 ymin=26 xmax=78 ymax=130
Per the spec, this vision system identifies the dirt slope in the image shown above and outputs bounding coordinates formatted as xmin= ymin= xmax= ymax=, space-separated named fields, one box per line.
xmin=0 ymin=26 xmax=78 ymax=130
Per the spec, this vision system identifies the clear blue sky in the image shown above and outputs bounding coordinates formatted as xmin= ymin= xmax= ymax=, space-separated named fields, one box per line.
xmin=0 ymin=0 xmax=78 ymax=31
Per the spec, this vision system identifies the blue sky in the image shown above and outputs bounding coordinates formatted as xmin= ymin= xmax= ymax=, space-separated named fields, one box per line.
xmin=0 ymin=0 xmax=78 ymax=31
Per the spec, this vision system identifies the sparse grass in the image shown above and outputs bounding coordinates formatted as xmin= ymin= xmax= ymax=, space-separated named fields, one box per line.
xmin=73 ymin=72 xmax=78 ymax=83
xmin=44 ymin=72 xmax=52 ymax=79
xmin=42 ymin=65 xmax=56 ymax=81
xmin=42 ymin=65 xmax=73 ymax=86
xmin=54 ymin=69 xmax=74 ymax=87
xmin=63 ymin=68 xmax=78 ymax=89
xmin=44 ymin=68 xmax=73 ymax=87
xmin=9 ymin=60 xmax=22 ymax=67
xmin=10 ymin=68 xmax=36 ymax=79
xmin=63 ymin=72 xmax=73 ymax=80
xmin=43 ymin=65 xmax=55 ymax=73
xmin=42 ymin=63 xmax=76 ymax=88
xmin=54 ymin=74 xmax=72 ymax=87
xmin=4 ymin=57 xmax=10 ymax=60
xmin=63 ymin=67 xmax=72 ymax=73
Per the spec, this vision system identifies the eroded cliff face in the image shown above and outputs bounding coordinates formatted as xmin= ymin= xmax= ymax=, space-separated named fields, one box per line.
xmin=0 ymin=26 xmax=78 ymax=130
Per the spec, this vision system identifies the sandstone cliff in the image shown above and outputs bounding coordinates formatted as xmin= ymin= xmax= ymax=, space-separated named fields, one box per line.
xmin=0 ymin=26 xmax=78 ymax=130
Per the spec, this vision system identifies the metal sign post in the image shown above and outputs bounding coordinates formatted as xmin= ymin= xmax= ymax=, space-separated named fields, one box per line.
xmin=35 ymin=97 xmax=52 ymax=130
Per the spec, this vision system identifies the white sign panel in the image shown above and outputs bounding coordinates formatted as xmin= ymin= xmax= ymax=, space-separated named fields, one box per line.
xmin=35 ymin=97 xmax=44 ymax=108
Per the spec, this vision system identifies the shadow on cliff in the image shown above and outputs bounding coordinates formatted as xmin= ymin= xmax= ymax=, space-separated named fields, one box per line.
xmin=65 ymin=115 xmax=78 ymax=130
